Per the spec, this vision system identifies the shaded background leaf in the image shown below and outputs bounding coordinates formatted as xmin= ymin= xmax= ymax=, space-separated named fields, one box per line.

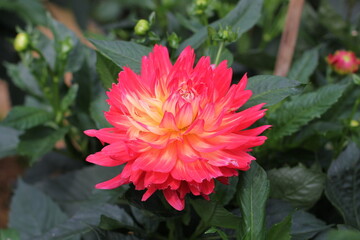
xmin=326 ymin=142 xmax=360 ymax=229
xmin=0 ymin=126 xmax=21 ymax=158
xmin=288 ymin=47 xmax=319 ymax=84
xmin=17 ymin=126 xmax=69 ymax=164
xmin=9 ymin=180 xmax=67 ymax=240
xmin=1 ymin=106 xmax=53 ymax=130
xmin=268 ymin=164 xmax=325 ymax=209
xmin=178 ymin=0 xmax=264 ymax=51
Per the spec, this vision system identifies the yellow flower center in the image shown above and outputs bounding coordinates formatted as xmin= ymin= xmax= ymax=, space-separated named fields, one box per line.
xmin=342 ymin=54 xmax=351 ymax=63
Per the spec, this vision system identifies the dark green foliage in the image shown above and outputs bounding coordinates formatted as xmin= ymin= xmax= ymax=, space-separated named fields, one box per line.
xmin=244 ymin=75 xmax=301 ymax=108
xmin=268 ymin=83 xmax=348 ymax=140
xmin=237 ymin=161 xmax=269 ymax=240
xmin=90 ymin=39 xmax=151 ymax=73
xmin=2 ymin=0 xmax=360 ymax=239
xmin=1 ymin=106 xmax=53 ymax=130
xmin=268 ymin=164 xmax=325 ymax=209
xmin=9 ymin=180 xmax=68 ymax=240
xmin=326 ymin=143 xmax=360 ymax=229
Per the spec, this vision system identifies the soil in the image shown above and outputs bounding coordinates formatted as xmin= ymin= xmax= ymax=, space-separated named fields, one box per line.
xmin=0 ymin=156 xmax=24 ymax=228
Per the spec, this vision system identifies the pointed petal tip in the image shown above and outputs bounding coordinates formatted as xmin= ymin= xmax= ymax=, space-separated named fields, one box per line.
xmin=84 ymin=129 xmax=96 ymax=137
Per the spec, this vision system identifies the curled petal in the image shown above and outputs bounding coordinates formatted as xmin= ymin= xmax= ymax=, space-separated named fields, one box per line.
xmin=163 ymin=188 xmax=185 ymax=211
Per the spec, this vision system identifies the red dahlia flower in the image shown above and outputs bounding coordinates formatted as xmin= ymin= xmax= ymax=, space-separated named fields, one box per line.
xmin=85 ymin=45 xmax=269 ymax=210
xmin=326 ymin=50 xmax=360 ymax=75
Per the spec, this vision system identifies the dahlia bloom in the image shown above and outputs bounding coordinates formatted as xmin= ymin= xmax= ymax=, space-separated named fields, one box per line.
xmin=326 ymin=50 xmax=360 ymax=75
xmin=85 ymin=45 xmax=269 ymax=210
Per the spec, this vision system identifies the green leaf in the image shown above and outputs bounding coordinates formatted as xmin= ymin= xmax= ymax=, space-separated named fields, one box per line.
xmin=99 ymin=215 xmax=140 ymax=232
xmin=36 ymin=165 xmax=127 ymax=215
xmin=267 ymin=215 xmax=292 ymax=240
xmin=60 ymin=84 xmax=79 ymax=112
xmin=288 ymin=48 xmax=319 ymax=84
xmin=237 ymin=161 xmax=270 ymax=240
xmin=268 ymin=83 xmax=348 ymax=140
xmin=0 ymin=228 xmax=20 ymax=240
xmin=87 ymin=228 xmax=141 ymax=240
xmin=265 ymin=200 xmax=329 ymax=240
xmin=0 ymin=126 xmax=21 ymax=158
xmin=47 ymin=16 xmax=76 ymax=45
xmin=39 ymin=204 xmax=134 ymax=240
xmin=325 ymin=142 xmax=360 ymax=229
xmin=89 ymin=39 xmax=152 ymax=73
xmin=9 ymin=180 xmax=67 ymax=240
xmin=191 ymin=199 xmax=241 ymax=229
xmin=268 ymin=164 xmax=325 ymax=209
xmin=213 ymin=177 xmax=238 ymax=205
xmin=0 ymin=0 xmax=47 ymax=25
xmin=319 ymin=1 xmax=350 ymax=50
xmin=291 ymin=211 xmax=329 ymax=240
xmin=17 ymin=126 xmax=69 ymax=163
xmin=178 ymin=0 xmax=264 ymax=52
xmin=66 ymin=41 xmax=87 ymax=73
xmin=327 ymin=229 xmax=360 ymax=240
xmin=90 ymin=91 xmax=112 ymax=129
xmin=5 ymin=63 xmax=42 ymax=97
xmin=205 ymin=227 xmax=229 ymax=240
xmin=1 ymin=106 xmax=53 ymax=130
xmin=130 ymin=206 xmax=160 ymax=235
xmin=244 ymin=75 xmax=301 ymax=108
xmin=96 ymin=52 xmax=120 ymax=89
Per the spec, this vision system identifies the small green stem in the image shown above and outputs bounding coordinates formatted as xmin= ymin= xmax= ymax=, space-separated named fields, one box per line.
xmin=326 ymin=66 xmax=333 ymax=83
xmin=190 ymin=220 xmax=207 ymax=240
xmin=214 ymin=41 xmax=225 ymax=66
xmin=349 ymin=97 xmax=360 ymax=123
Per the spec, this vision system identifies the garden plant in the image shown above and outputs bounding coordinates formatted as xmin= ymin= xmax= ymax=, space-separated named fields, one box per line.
xmin=0 ymin=0 xmax=360 ymax=239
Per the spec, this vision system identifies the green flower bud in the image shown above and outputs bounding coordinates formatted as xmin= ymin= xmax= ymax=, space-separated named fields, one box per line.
xmin=168 ymin=32 xmax=180 ymax=49
xmin=134 ymin=19 xmax=150 ymax=36
xmin=195 ymin=0 xmax=208 ymax=8
xmin=218 ymin=26 xmax=238 ymax=42
xmin=350 ymin=120 xmax=359 ymax=127
xmin=14 ymin=32 xmax=30 ymax=52
xmin=61 ymin=37 xmax=73 ymax=56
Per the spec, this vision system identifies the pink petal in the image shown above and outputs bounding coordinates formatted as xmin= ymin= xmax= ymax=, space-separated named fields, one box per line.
xmin=141 ymin=186 xmax=157 ymax=201
xmin=175 ymin=103 xmax=193 ymax=129
xmin=163 ymin=189 xmax=185 ymax=211
xmin=95 ymin=174 xmax=129 ymax=189
xmin=132 ymin=144 xmax=177 ymax=173
xmin=159 ymin=111 xmax=179 ymax=130
xmin=213 ymin=61 xmax=232 ymax=99
xmin=84 ymin=128 xmax=127 ymax=144
xmin=86 ymin=152 xmax=127 ymax=167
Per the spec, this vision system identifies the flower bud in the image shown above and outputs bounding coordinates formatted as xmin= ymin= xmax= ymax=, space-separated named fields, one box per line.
xmin=350 ymin=120 xmax=359 ymax=127
xmin=168 ymin=32 xmax=180 ymax=49
xmin=195 ymin=0 xmax=209 ymax=8
xmin=218 ymin=27 xmax=237 ymax=42
xmin=326 ymin=50 xmax=360 ymax=75
xmin=61 ymin=37 xmax=73 ymax=56
xmin=14 ymin=32 xmax=30 ymax=52
xmin=134 ymin=19 xmax=150 ymax=36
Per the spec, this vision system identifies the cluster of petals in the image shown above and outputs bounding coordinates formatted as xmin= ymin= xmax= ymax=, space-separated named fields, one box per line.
xmin=326 ymin=50 xmax=360 ymax=75
xmin=85 ymin=45 xmax=269 ymax=210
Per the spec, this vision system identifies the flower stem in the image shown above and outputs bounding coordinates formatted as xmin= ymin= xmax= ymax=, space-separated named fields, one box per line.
xmin=350 ymin=97 xmax=360 ymax=123
xmin=214 ymin=41 xmax=225 ymax=66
